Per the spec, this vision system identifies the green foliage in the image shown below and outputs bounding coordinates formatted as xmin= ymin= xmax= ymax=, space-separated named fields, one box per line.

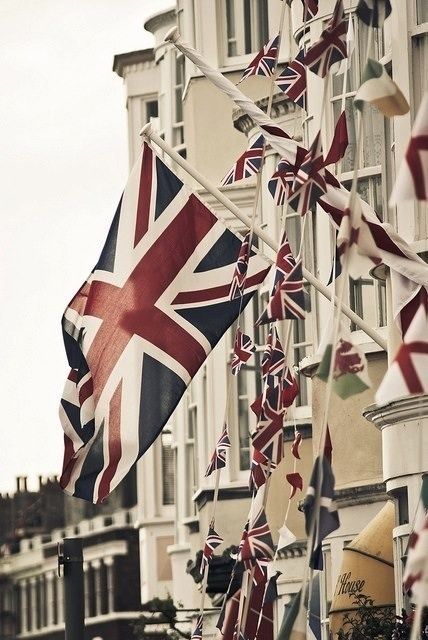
xmin=337 ymin=592 xmax=396 ymax=640
xmin=131 ymin=595 xmax=190 ymax=640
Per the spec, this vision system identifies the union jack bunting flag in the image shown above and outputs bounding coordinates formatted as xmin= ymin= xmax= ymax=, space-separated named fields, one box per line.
xmin=256 ymin=258 xmax=306 ymax=324
xmin=281 ymin=366 xmax=299 ymax=408
xmin=59 ymin=143 xmax=269 ymax=503
xmin=252 ymin=385 xmax=285 ymax=466
xmin=303 ymin=455 xmax=340 ymax=570
xmin=268 ymin=147 xmax=307 ymax=206
xmin=249 ymin=448 xmax=272 ymax=492
xmin=200 ymin=525 xmax=224 ymax=574
xmin=229 ymin=231 xmax=252 ymax=300
xmin=276 ymin=50 xmax=307 ymax=110
xmin=303 ymin=0 xmax=347 ymax=77
xmin=403 ymin=475 xmax=428 ymax=599
xmin=301 ymin=0 xmax=319 ymax=20
xmin=324 ymin=110 xmax=349 ymax=166
xmin=191 ymin=614 xmax=204 ymax=640
xmin=286 ymin=472 xmax=303 ymax=498
xmin=239 ymin=35 xmax=280 ymax=82
xmin=390 ymin=92 xmax=428 ymax=204
xmin=221 ymin=135 xmax=265 ymax=186
xmin=271 ymin=230 xmax=298 ymax=293
xmin=261 ymin=328 xmax=286 ymax=380
xmin=291 ymin=430 xmax=302 ymax=459
xmin=376 ymin=293 xmax=428 ymax=404
xmin=205 ymin=424 xmax=231 ymax=477
xmin=239 ymin=506 xmax=275 ymax=570
xmin=288 ymin=131 xmax=327 ymax=216
xmin=231 ymin=328 xmax=255 ymax=375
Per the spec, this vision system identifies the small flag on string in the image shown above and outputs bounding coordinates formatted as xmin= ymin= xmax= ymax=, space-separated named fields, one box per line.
xmin=324 ymin=111 xmax=349 ymax=166
xmin=231 ymin=329 xmax=255 ymax=375
xmin=229 ymin=231 xmax=251 ymax=300
xmin=205 ymin=425 xmax=231 ymax=476
xmin=221 ymin=135 xmax=265 ymax=186
xmin=316 ymin=323 xmax=371 ymax=399
xmin=252 ymin=386 xmax=285 ymax=466
xmin=191 ymin=614 xmax=204 ymax=640
xmin=268 ymin=148 xmax=308 ymax=206
xmin=249 ymin=448 xmax=272 ymax=492
xmin=288 ymin=132 xmax=327 ymax=216
xmin=200 ymin=525 xmax=224 ymax=573
xmin=276 ymin=50 xmax=307 ymax=110
xmin=302 ymin=0 xmax=319 ymax=20
xmin=356 ymin=0 xmax=392 ymax=28
xmin=286 ymin=472 xmax=303 ymax=498
xmin=376 ymin=294 xmax=428 ymax=404
xmin=277 ymin=524 xmax=297 ymax=550
xmin=239 ymin=506 xmax=275 ymax=570
xmin=261 ymin=328 xmax=286 ymax=381
xmin=303 ymin=0 xmax=347 ymax=77
xmin=239 ymin=35 xmax=280 ymax=82
xmin=324 ymin=426 xmax=333 ymax=464
xmin=336 ymin=12 xmax=355 ymax=75
xmin=256 ymin=259 xmax=306 ymax=324
xmin=282 ymin=367 xmax=299 ymax=408
xmin=303 ymin=455 xmax=340 ymax=570
xmin=403 ymin=475 xmax=428 ymax=599
xmin=354 ymin=58 xmax=409 ymax=117
xmin=390 ymin=92 xmax=428 ymax=204
xmin=271 ymin=231 xmax=299 ymax=293
xmin=291 ymin=431 xmax=302 ymax=459
xmin=265 ymin=569 xmax=282 ymax=603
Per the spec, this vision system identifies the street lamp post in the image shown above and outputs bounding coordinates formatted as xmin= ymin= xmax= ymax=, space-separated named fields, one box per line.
xmin=58 ymin=537 xmax=85 ymax=640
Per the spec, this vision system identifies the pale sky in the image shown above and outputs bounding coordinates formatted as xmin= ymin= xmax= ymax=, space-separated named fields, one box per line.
xmin=0 ymin=0 xmax=172 ymax=493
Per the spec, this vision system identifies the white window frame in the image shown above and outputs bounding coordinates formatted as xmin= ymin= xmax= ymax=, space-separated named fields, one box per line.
xmin=221 ymin=0 xmax=269 ymax=67
xmin=172 ymin=51 xmax=186 ymax=157
xmin=185 ymin=387 xmax=198 ymax=516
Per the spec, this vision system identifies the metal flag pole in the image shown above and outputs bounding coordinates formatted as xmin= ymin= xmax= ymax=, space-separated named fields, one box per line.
xmin=140 ymin=123 xmax=387 ymax=351
xmin=58 ymin=537 xmax=85 ymax=640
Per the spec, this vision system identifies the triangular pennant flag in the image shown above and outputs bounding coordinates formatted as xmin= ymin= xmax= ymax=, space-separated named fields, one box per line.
xmin=316 ymin=321 xmax=371 ymax=399
xmin=324 ymin=426 xmax=333 ymax=464
xmin=257 ymin=259 xmax=306 ymax=324
xmin=282 ymin=367 xmax=299 ymax=408
xmin=356 ymin=0 xmax=392 ymax=28
xmin=286 ymin=472 xmax=303 ymax=498
xmin=376 ymin=294 xmax=428 ymax=404
xmin=261 ymin=328 xmax=286 ymax=380
xmin=303 ymin=0 xmax=347 ymax=77
xmin=291 ymin=431 xmax=302 ymax=459
xmin=277 ymin=524 xmax=297 ymax=550
xmin=324 ymin=111 xmax=349 ymax=166
xmin=239 ymin=506 xmax=275 ymax=569
xmin=390 ymin=92 xmax=428 ymax=204
xmin=268 ymin=147 xmax=308 ymax=206
xmin=205 ymin=424 xmax=231 ymax=476
xmin=229 ymin=231 xmax=251 ymax=300
xmin=239 ymin=35 xmax=280 ymax=82
xmin=221 ymin=135 xmax=265 ymax=186
xmin=303 ymin=455 xmax=340 ymax=570
xmin=249 ymin=448 xmax=272 ymax=492
xmin=354 ymin=58 xmax=409 ymax=117
xmin=288 ymin=132 xmax=327 ymax=216
xmin=200 ymin=525 xmax=224 ymax=574
xmin=302 ymin=0 xmax=319 ymax=20
xmin=252 ymin=386 xmax=285 ymax=467
xmin=276 ymin=50 xmax=307 ymax=110
xmin=231 ymin=329 xmax=255 ymax=375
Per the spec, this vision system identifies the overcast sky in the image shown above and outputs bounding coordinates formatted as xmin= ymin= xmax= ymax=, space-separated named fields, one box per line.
xmin=0 ymin=0 xmax=172 ymax=493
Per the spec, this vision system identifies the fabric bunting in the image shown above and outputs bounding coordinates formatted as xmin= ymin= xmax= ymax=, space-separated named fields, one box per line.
xmin=302 ymin=0 xmax=319 ymax=20
xmin=303 ymin=455 xmax=340 ymax=570
xmin=324 ymin=111 xmax=349 ymax=166
xmin=291 ymin=431 xmax=302 ymax=459
xmin=324 ymin=426 xmax=333 ymax=464
xmin=239 ymin=507 xmax=275 ymax=570
xmin=354 ymin=58 xmax=409 ymax=117
xmin=249 ymin=448 xmax=272 ymax=492
xmin=252 ymin=385 xmax=285 ymax=466
xmin=265 ymin=570 xmax=281 ymax=604
xmin=286 ymin=472 xmax=303 ymax=498
xmin=403 ymin=475 xmax=428 ymax=599
xmin=282 ymin=367 xmax=299 ymax=408
xmin=288 ymin=132 xmax=327 ymax=216
xmin=303 ymin=0 xmax=347 ymax=77
xmin=261 ymin=328 xmax=286 ymax=381
xmin=205 ymin=425 xmax=231 ymax=476
xmin=231 ymin=329 xmax=255 ymax=375
xmin=376 ymin=294 xmax=428 ymax=404
xmin=356 ymin=0 xmax=392 ymax=28
xmin=390 ymin=92 xmax=428 ymax=204
xmin=239 ymin=35 xmax=280 ymax=82
xmin=268 ymin=148 xmax=308 ymax=205
xmin=191 ymin=614 xmax=203 ymax=640
xmin=277 ymin=524 xmax=297 ymax=550
xmin=276 ymin=50 xmax=307 ymax=110
xmin=59 ymin=141 xmax=269 ymax=504
xmin=316 ymin=322 xmax=371 ymax=399
xmin=221 ymin=135 xmax=265 ymax=186
xmin=200 ymin=525 xmax=224 ymax=574
xmin=271 ymin=231 xmax=299 ymax=293
xmin=257 ymin=258 xmax=306 ymax=324
xmin=229 ymin=231 xmax=251 ymax=300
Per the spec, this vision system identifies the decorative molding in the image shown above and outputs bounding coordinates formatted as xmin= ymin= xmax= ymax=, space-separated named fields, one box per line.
xmin=363 ymin=394 xmax=428 ymax=429
xmin=276 ymin=540 xmax=307 ymax=560
xmin=233 ymin=93 xmax=300 ymax=134
xmin=334 ymin=483 xmax=388 ymax=508
xmin=113 ymin=48 xmax=155 ymax=78
xmin=195 ymin=486 xmax=251 ymax=511
xmin=144 ymin=8 xmax=176 ymax=36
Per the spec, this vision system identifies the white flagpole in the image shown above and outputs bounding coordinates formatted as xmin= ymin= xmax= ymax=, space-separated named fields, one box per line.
xmin=140 ymin=123 xmax=386 ymax=351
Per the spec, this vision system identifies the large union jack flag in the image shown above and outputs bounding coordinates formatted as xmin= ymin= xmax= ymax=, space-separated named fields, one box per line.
xmin=221 ymin=135 xmax=265 ymax=186
xmin=239 ymin=35 xmax=280 ymax=82
xmin=301 ymin=0 xmax=319 ymax=20
xmin=59 ymin=143 xmax=269 ymax=503
xmin=276 ymin=50 xmax=307 ymax=110
xmin=303 ymin=0 xmax=347 ymax=77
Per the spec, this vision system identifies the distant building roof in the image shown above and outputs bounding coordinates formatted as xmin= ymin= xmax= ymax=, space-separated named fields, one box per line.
xmin=113 ymin=48 xmax=154 ymax=77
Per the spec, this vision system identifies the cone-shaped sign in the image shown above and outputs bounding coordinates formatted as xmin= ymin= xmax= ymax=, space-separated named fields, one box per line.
xmin=329 ymin=501 xmax=395 ymax=638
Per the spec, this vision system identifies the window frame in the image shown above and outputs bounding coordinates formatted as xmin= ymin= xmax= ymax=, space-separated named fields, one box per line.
xmin=221 ymin=0 xmax=269 ymax=67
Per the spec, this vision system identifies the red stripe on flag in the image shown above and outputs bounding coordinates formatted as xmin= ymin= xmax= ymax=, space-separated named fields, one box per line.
xmin=97 ymin=381 xmax=123 ymax=502
xmin=134 ymin=143 xmax=153 ymax=247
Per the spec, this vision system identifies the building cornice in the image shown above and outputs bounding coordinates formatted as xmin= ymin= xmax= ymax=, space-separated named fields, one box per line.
xmin=113 ymin=48 xmax=155 ymax=78
xmin=233 ymin=93 xmax=300 ymax=134
xmin=334 ymin=482 xmax=388 ymax=508
xmin=144 ymin=8 xmax=176 ymax=35
xmin=363 ymin=394 xmax=428 ymax=429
